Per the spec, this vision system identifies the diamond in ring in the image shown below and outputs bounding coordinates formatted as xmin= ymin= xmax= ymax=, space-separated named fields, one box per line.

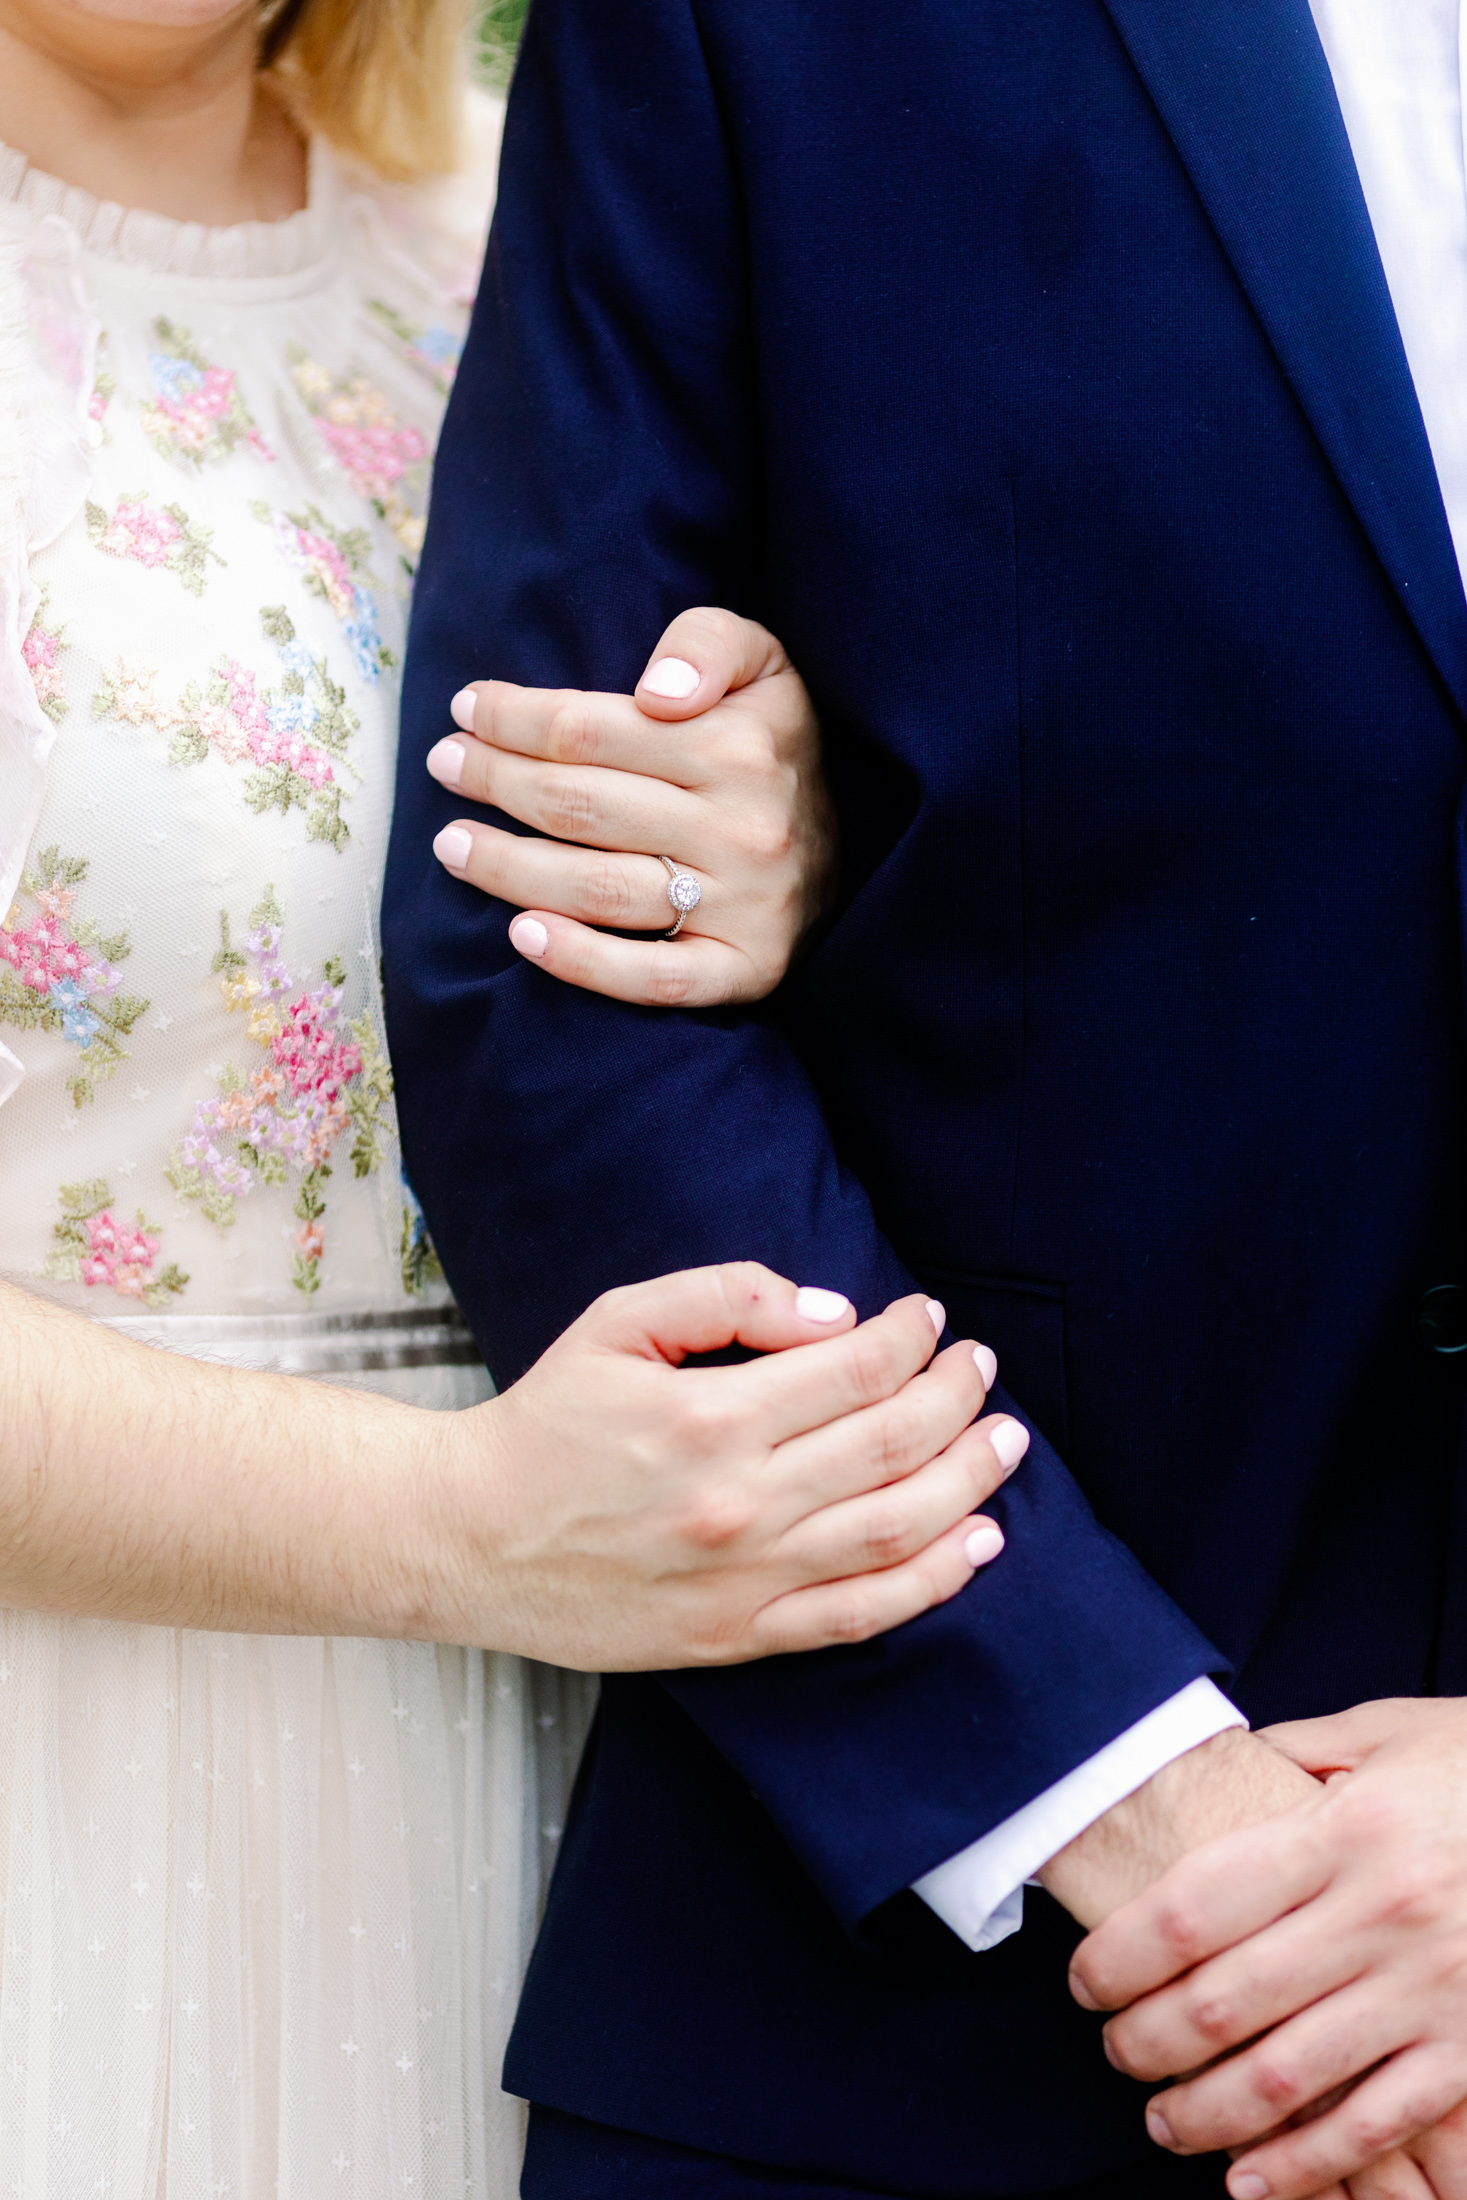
xmin=658 ymin=857 xmax=702 ymax=938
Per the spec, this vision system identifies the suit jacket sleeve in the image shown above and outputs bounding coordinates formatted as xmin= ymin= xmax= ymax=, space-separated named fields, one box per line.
xmin=383 ymin=0 xmax=1226 ymax=1932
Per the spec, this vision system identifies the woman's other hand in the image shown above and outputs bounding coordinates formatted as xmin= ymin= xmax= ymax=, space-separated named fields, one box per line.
xmin=426 ymin=608 xmax=837 ymax=1006
xmin=444 ymin=1264 xmax=1025 ymax=1669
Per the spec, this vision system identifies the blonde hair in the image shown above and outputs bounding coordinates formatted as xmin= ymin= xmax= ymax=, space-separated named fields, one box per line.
xmin=260 ymin=0 xmax=472 ymax=183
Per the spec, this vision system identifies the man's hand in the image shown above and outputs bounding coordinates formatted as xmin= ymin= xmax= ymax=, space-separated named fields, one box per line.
xmin=1038 ymin=1726 xmax=1319 ymax=1930
xmin=1067 ymin=1700 xmax=1467 ymax=2200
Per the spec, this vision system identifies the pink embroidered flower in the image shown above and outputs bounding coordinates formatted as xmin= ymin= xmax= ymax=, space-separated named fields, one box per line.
xmin=34 ymin=885 xmax=76 ymax=925
xmin=318 ymin=417 xmax=426 ymax=499
xmin=142 ymin=318 xmax=273 ymax=468
xmin=1 ymin=849 xmax=148 ymax=1107
xmin=22 ymin=608 xmax=66 ymax=723
xmin=46 ymin=1179 xmax=186 ymax=1309
xmin=288 ymin=351 xmax=428 ymax=558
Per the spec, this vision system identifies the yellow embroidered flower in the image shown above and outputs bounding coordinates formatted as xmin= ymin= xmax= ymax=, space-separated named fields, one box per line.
xmin=221 ymin=973 xmax=261 ymax=1012
xmin=246 ymin=1003 xmax=283 ymax=1044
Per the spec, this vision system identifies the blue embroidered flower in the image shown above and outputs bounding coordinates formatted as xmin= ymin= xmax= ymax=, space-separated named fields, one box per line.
xmin=149 ymin=351 xmax=204 ymax=404
xmin=342 ymin=605 xmax=384 ymax=686
xmin=57 ymin=997 xmax=102 ymax=1048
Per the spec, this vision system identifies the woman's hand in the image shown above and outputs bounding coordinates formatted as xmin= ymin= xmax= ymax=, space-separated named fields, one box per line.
xmin=427 ymin=608 xmax=837 ymax=1006
xmin=0 ymin=1267 xmax=1019 ymax=1667
xmin=440 ymin=1262 xmax=1025 ymax=1670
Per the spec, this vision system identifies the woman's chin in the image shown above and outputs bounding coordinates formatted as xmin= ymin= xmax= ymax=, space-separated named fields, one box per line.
xmin=57 ymin=0 xmax=250 ymax=26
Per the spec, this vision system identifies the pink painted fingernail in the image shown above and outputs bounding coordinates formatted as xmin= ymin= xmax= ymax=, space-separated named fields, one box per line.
xmin=427 ymin=738 xmax=465 ymax=787
xmin=510 ymin=916 xmax=548 ymax=959
xmin=964 ymin=1520 xmax=1004 ymax=1567
xmin=990 ymin=1421 xmax=1030 ymax=1472
xmin=1145 ymin=2104 xmax=1175 ymax=2148
xmin=795 ymin=1286 xmax=849 ymax=1323
xmin=925 ymin=1298 xmax=946 ymax=1336
xmin=1228 ymin=2176 xmax=1268 ymax=2200
xmin=433 ymin=825 xmax=473 ymax=871
xmin=973 ymin=1343 xmax=997 ymax=1389
xmin=450 ymin=686 xmax=478 ymax=732
xmin=641 ymin=656 xmax=701 ymax=699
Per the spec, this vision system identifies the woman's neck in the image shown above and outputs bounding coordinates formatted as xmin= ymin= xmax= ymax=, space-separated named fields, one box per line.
xmin=0 ymin=0 xmax=306 ymax=225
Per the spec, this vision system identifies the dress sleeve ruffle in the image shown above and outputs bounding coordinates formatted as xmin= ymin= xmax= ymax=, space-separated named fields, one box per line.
xmin=0 ymin=207 xmax=100 ymax=1106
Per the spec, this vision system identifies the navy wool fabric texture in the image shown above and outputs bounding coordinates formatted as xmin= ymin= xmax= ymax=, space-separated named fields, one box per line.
xmin=384 ymin=0 xmax=1467 ymax=2191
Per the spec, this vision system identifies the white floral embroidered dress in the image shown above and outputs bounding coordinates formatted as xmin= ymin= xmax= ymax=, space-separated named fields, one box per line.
xmin=0 ymin=110 xmax=592 ymax=2200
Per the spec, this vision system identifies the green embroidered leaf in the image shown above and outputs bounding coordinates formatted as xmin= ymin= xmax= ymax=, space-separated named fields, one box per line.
xmin=212 ymin=913 xmax=247 ymax=980
xmin=169 ymin=723 xmax=210 ymax=768
xmin=146 ymin=1263 xmax=190 ymax=1310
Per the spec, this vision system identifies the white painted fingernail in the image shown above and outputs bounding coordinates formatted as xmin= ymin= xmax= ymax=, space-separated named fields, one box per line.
xmin=427 ymin=738 xmax=465 ymax=787
xmin=433 ymin=825 xmax=473 ymax=871
xmin=973 ymin=1343 xmax=997 ymax=1389
xmin=965 ymin=1521 xmax=1005 ymax=1567
xmin=509 ymin=916 xmax=548 ymax=959
xmin=450 ymin=686 xmax=478 ymax=732
xmin=990 ymin=1421 xmax=1030 ymax=1472
xmin=795 ymin=1286 xmax=849 ymax=1324
xmin=925 ymin=1299 xmax=946 ymax=1336
xmin=641 ymin=656 xmax=701 ymax=699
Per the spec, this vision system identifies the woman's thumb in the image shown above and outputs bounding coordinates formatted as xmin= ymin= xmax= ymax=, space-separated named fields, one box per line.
xmin=636 ymin=607 xmax=789 ymax=720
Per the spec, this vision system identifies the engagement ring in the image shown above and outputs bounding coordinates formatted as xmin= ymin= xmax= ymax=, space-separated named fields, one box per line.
xmin=659 ymin=857 xmax=702 ymax=939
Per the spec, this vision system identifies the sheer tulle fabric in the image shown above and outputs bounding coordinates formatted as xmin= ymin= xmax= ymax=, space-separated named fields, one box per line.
xmin=0 ymin=1586 xmax=595 ymax=2197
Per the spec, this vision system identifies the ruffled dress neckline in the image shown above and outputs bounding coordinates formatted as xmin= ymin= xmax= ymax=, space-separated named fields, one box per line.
xmin=0 ymin=135 xmax=338 ymax=281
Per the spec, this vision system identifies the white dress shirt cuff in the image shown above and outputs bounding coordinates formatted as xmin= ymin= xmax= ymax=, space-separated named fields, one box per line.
xmin=912 ymin=1676 xmax=1246 ymax=1953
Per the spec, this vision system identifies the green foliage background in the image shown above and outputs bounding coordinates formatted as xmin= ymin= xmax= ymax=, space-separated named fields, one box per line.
xmin=476 ymin=0 xmax=530 ymax=83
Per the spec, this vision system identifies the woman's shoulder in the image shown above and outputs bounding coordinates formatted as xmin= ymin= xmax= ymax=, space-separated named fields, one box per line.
xmin=334 ymin=83 xmax=505 ymax=313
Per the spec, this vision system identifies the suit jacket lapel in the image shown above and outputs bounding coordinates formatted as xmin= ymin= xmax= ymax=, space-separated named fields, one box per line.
xmin=1099 ymin=0 xmax=1467 ymax=720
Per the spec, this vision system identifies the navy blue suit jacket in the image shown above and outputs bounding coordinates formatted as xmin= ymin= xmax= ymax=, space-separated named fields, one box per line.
xmin=383 ymin=0 xmax=1467 ymax=2188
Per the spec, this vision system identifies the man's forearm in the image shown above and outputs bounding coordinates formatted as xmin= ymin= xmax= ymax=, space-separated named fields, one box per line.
xmin=0 ymin=1280 xmax=456 ymax=1637
xmin=1040 ymin=1727 xmax=1321 ymax=1929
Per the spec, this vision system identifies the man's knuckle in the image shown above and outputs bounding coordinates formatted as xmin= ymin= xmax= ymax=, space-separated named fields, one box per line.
xmin=1153 ymin=1898 xmax=1206 ymax=1965
xmin=1343 ymin=2103 xmax=1406 ymax=2161
xmin=1251 ymin=2052 xmax=1306 ymax=2113
xmin=1185 ymin=1987 xmax=1239 ymax=2048
xmin=682 ymin=1491 xmax=758 ymax=1550
xmin=1378 ymin=1857 xmax=1449 ymax=1931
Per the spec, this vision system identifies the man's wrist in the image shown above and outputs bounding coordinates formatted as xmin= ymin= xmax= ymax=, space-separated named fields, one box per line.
xmin=1038 ymin=1728 xmax=1320 ymax=1928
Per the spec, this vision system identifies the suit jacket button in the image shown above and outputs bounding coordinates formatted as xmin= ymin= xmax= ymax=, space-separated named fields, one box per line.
xmin=1415 ymin=1284 xmax=1467 ymax=1354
